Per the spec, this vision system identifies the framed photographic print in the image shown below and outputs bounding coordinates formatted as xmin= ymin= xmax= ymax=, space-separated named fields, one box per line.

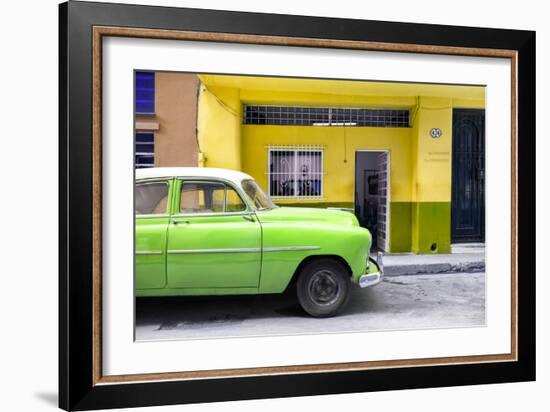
xmin=59 ymin=1 xmax=536 ymax=410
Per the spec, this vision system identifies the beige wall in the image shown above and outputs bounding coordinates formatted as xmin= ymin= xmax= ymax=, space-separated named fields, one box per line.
xmin=136 ymin=72 xmax=199 ymax=167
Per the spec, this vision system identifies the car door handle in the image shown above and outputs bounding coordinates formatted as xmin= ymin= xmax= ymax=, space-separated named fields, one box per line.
xmin=242 ymin=215 xmax=255 ymax=222
xmin=173 ymin=219 xmax=190 ymax=225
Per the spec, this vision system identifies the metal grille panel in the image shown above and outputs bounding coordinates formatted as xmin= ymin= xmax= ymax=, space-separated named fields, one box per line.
xmin=268 ymin=146 xmax=324 ymax=199
xmin=244 ymin=105 xmax=409 ymax=127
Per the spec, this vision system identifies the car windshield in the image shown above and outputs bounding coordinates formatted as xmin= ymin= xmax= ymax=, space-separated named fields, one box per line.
xmin=242 ymin=179 xmax=277 ymax=210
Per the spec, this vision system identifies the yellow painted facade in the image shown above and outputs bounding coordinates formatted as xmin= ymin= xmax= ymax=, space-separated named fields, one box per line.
xmin=197 ymin=85 xmax=242 ymax=170
xmin=413 ymin=97 xmax=454 ymax=203
xmin=195 ymin=74 xmax=485 ymax=254
xmin=241 ymin=125 xmax=412 ymax=204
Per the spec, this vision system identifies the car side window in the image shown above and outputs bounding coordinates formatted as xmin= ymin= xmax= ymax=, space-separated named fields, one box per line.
xmin=135 ymin=181 xmax=169 ymax=215
xmin=225 ymin=187 xmax=247 ymax=212
xmin=180 ymin=181 xmax=247 ymax=214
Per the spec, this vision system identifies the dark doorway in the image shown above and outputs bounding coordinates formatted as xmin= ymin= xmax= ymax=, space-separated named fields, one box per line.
xmin=451 ymin=109 xmax=485 ymax=243
xmin=355 ymin=151 xmax=389 ymax=251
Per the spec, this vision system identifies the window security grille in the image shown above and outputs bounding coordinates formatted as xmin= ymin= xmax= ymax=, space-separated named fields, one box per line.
xmin=135 ymin=71 xmax=155 ymax=114
xmin=136 ymin=132 xmax=154 ymax=168
xmin=268 ymin=147 xmax=323 ymax=199
xmin=244 ymin=105 xmax=409 ymax=127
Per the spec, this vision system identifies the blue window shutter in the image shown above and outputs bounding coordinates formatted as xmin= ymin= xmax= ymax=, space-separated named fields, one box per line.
xmin=135 ymin=71 xmax=155 ymax=114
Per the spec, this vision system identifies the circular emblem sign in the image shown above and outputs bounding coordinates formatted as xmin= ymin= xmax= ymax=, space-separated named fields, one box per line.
xmin=430 ymin=128 xmax=443 ymax=138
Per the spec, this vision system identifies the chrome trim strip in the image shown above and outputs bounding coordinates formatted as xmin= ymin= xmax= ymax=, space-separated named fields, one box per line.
xmin=136 ymin=250 xmax=164 ymax=255
xmin=170 ymin=211 xmax=255 ymax=219
xmin=166 ymin=246 xmax=320 ymax=254
xmin=168 ymin=248 xmax=262 ymax=254
xmin=263 ymin=246 xmax=321 ymax=252
xmin=136 ymin=214 xmax=170 ymax=219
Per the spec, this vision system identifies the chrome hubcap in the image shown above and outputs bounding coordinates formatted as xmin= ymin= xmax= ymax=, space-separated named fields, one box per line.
xmin=308 ymin=270 xmax=340 ymax=306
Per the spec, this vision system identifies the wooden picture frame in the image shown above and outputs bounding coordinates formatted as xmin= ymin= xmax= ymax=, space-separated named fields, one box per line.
xmin=59 ymin=1 xmax=535 ymax=410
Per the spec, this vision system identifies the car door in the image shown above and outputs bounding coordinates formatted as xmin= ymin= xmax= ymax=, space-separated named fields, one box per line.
xmin=135 ymin=179 xmax=172 ymax=290
xmin=166 ymin=179 xmax=262 ymax=289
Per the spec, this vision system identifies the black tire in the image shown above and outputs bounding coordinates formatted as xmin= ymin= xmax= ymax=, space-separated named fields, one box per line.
xmin=296 ymin=258 xmax=351 ymax=317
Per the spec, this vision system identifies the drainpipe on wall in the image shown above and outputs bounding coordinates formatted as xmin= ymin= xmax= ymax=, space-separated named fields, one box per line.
xmin=198 ymin=152 xmax=206 ymax=167
xmin=195 ymin=79 xmax=204 ymax=167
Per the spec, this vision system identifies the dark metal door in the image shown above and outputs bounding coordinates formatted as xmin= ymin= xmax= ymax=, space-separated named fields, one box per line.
xmin=451 ymin=109 xmax=485 ymax=243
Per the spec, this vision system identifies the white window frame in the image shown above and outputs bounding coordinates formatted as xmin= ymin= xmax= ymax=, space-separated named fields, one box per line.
xmin=267 ymin=146 xmax=324 ymax=200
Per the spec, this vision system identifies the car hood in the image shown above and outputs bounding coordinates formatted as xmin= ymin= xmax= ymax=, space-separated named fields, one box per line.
xmin=255 ymin=206 xmax=360 ymax=226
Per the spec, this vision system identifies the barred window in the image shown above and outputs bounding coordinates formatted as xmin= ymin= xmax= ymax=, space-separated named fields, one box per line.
xmin=135 ymin=132 xmax=154 ymax=168
xmin=268 ymin=147 xmax=323 ymax=199
xmin=244 ymin=105 xmax=409 ymax=127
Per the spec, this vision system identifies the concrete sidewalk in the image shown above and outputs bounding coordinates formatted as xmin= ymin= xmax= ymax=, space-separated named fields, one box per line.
xmin=378 ymin=253 xmax=485 ymax=276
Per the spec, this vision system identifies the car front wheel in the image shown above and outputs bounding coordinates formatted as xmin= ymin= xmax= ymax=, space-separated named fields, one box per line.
xmin=296 ymin=258 xmax=351 ymax=317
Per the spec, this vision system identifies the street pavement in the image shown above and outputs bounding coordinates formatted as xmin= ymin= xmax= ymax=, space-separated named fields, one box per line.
xmin=135 ymin=272 xmax=485 ymax=341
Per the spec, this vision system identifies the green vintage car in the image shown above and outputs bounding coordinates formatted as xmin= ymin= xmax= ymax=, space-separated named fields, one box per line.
xmin=135 ymin=167 xmax=383 ymax=317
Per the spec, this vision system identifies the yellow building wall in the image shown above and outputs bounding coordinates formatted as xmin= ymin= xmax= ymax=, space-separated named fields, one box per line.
xmin=410 ymin=97 xmax=453 ymax=252
xmin=240 ymin=89 xmax=417 ymax=109
xmin=410 ymin=96 xmax=484 ymax=253
xmin=409 ymin=102 xmax=420 ymax=252
xmin=241 ymin=126 xmax=412 ymax=206
xmin=414 ymin=97 xmax=454 ymax=203
xmin=195 ymin=74 xmax=486 ymax=254
xmin=200 ymin=74 xmax=486 ymax=102
xmin=197 ymin=84 xmax=242 ymax=170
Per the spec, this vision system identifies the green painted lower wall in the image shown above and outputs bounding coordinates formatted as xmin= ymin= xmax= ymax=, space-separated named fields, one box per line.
xmin=390 ymin=202 xmax=412 ymax=253
xmin=412 ymin=202 xmax=451 ymax=254
xmin=390 ymin=202 xmax=451 ymax=254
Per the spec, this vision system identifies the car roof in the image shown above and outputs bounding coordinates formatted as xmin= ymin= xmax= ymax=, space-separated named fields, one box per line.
xmin=136 ymin=167 xmax=254 ymax=186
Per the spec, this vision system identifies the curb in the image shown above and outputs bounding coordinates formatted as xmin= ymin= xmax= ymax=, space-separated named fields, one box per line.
xmin=383 ymin=261 xmax=485 ymax=277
